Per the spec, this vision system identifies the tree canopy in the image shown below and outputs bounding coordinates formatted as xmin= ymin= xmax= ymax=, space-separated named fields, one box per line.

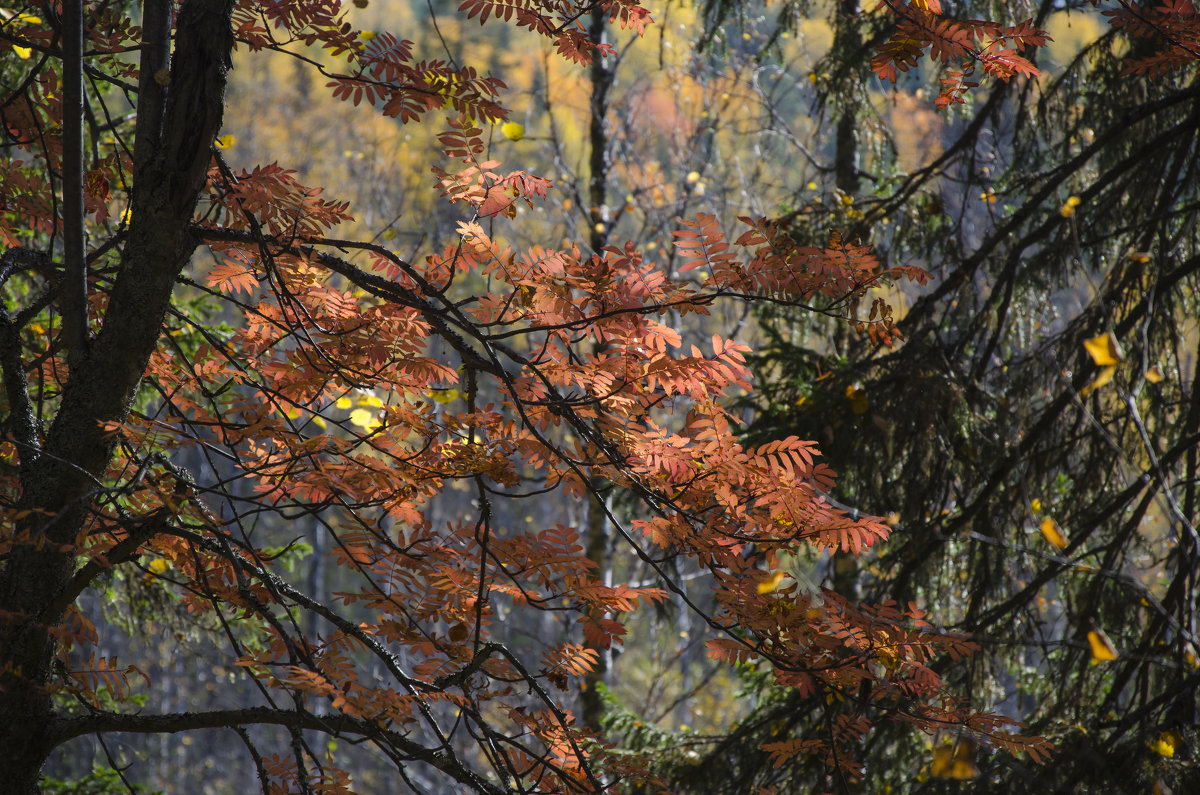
xmin=717 ymin=0 xmax=1200 ymax=792
xmin=1 ymin=1 xmax=1197 ymax=793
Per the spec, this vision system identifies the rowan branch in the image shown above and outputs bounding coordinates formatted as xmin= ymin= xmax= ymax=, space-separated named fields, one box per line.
xmin=50 ymin=707 xmax=507 ymax=795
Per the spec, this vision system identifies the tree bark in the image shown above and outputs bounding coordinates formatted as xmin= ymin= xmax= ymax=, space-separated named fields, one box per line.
xmin=0 ymin=1 xmax=234 ymax=789
xmin=580 ymin=6 xmax=614 ymax=733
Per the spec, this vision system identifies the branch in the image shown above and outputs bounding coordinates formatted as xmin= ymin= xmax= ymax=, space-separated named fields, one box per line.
xmin=192 ymin=226 xmax=505 ymax=378
xmin=50 ymin=707 xmax=506 ymax=795
xmin=61 ymin=0 xmax=89 ymax=367
xmin=21 ymin=0 xmax=237 ymax=542
xmin=41 ymin=510 xmax=172 ymax=623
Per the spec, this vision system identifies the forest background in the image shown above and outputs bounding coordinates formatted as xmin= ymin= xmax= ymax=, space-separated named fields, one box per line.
xmin=1 ymin=0 xmax=1198 ymax=793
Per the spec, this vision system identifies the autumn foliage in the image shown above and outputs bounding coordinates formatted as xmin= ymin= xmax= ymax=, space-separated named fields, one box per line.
xmin=4 ymin=0 xmax=1196 ymax=792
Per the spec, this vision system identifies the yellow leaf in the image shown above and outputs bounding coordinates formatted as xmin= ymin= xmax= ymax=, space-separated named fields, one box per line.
xmin=500 ymin=121 xmax=525 ymax=142
xmin=686 ymin=170 xmax=701 ymax=184
xmin=757 ymin=570 xmax=786 ymax=595
xmin=844 ymin=383 xmax=869 ymax=415
xmin=949 ymin=757 xmax=978 ymax=780
xmin=931 ymin=740 xmax=977 ymax=780
xmin=13 ymin=45 xmax=32 ymax=59
xmin=335 ymin=396 xmax=353 ymax=410
xmin=1031 ymin=498 xmax=1042 ymax=513
xmin=1081 ymin=365 xmax=1116 ymax=396
xmin=381 ymin=228 xmax=397 ymax=241
xmin=931 ymin=745 xmax=952 ymax=776
xmin=1144 ymin=364 xmax=1164 ymax=384
xmin=1087 ymin=628 xmax=1118 ymax=664
xmin=1149 ymin=730 xmax=1180 ymax=758
xmin=1083 ymin=332 xmax=1122 ymax=366
xmin=349 ymin=408 xmax=382 ymax=432
xmin=359 ymin=30 xmax=376 ymax=41
xmin=1040 ymin=517 xmax=1068 ymax=550
xmin=215 ymin=134 xmax=236 ymax=149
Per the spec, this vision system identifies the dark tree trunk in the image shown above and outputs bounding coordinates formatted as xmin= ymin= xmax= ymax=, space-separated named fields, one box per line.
xmin=580 ymin=5 xmax=615 ymax=733
xmin=0 ymin=0 xmax=235 ymax=789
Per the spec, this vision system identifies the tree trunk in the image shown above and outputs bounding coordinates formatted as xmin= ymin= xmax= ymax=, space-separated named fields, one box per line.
xmin=580 ymin=6 xmax=615 ymax=732
xmin=0 ymin=0 xmax=234 ymax=788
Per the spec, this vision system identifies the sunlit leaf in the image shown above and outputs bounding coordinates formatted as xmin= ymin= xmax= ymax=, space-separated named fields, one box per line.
xmin=349 ymin=408 xmax=382 ymax=432
xmin=1144 ymin=365 xmax=1165 ymax=383
xmin=1088 ymin=628 xmax=1118 ymax=664
xmin=931 ymin=740 xmax=977 ymax=779
xmin=1081 ymin=365 xmax=1116 ymax=396
xmin=1040 ymin=517 xmax=1068 ymax=550
xmin=757 ymin=570 xmax=786 ymax=594
xmin=1083 ymin=332 xmax=1122 ymax=366
xmin=500 ymin=121 xmax=525 ymax=141
xmin=1149 ymin=730 xmax=1180 ymax=758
